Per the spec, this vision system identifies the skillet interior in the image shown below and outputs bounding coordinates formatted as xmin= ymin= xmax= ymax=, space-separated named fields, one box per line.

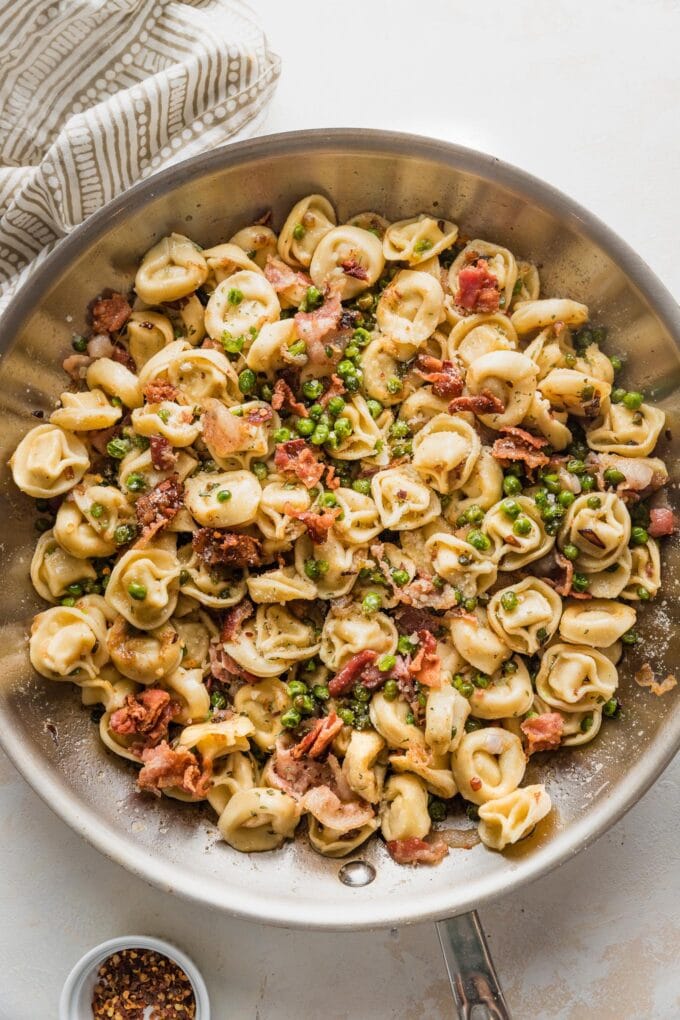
xmin=0 ymin=129 xmax=677 ymax=930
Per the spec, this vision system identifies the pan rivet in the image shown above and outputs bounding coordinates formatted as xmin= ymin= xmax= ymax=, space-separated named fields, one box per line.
xmin=338 ymin=860 xmax=376 ymax=887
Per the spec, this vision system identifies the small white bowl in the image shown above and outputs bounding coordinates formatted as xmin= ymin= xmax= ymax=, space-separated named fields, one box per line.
xmin=59 ymin=934 xmax=210 ymax=1019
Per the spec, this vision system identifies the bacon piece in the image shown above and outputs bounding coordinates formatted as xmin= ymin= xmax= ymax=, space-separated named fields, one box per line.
xmin=394 ymin=605 xmax=441 ymax=636
xmin=649 ymin=507 xmax=677 ymax=538
xmin=192 ymin=528 xmax=263 ymax=569
xmin=340 ymin=257 xmax=369 ymax=281
xmin=137 ymin=740 xmax=209 ymax=797
xmin=293 ymin=279 xmax=344 ymax=371
xmin=301 ymin=785 xmax=375 ymax=830
xmin=408 ymin=630 xmax=442 ymax=688
xmin=273 ymin=438 xmax=324 ymax=489
xmin=362 ymin=653 xmax=410 ymax=691
xmin=325 ymin=464 xmax=340 ymax=490
xmin=455 ymin=259 xmax=500 ymax=312
xmin=635 ymin=663 xmax=678 ymax=696
xmin=264 ymin=254 xmax=312 ymax=303
xmin=415 ymin=355 xmax=464 ymax=399
xmin=209 ymin=642 xmax=259 ymax=684
xmin=329 ymin=650 xmax=378 ymax=696
xmin=285 ymin=504 xmax=340 ymax=544
xmin=111 ymin=345 xmax=136 ymax=371
xmin=386 ymin=836 xmax=449 ymax=866
xmin=291 ymin=712 xmax=344 ymax=760
xmin=269 ymin=740 xmax=333 ymax=798
xmin=521 ymin=713 xmax=564 ymax=754
xmin=501 ymin=426 xmax=549 ymax=449
xmin=319 ymin=373 xmax=346 ymax=408
xmin=220 ymin=599 xmax=254 ymax=642
xmin=545 ymin=550 xmax=587 ymax=599
xmin=449 ymin=390 xmax=506 ymax=416
xmin=271 ymin=379 xmax=308 ymax=418
xmin=491 ymin=432 xmax=550 ymax=470
xmin=246 ymin=405 xmax=273 ymax=425
xmin=90 ymin=290 xmax=131 ymax=334
xmin=400 ymin=577 xmax=463 ymax=611
xmin=110 ymin=689 xmax=178 ymax=750
xmin=134 ymin=476 xmax=184 ymax=544
xmin=149 ymin=434 xmax=178 ymax=471
xmin=143 ymin=378 xmax=180 ymax=404
xmin=202 ymin=397 xmax=256 ymax=458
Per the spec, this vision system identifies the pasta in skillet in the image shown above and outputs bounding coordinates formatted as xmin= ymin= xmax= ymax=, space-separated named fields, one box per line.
xmin=11 ymin=196 xmax=675 ymax=868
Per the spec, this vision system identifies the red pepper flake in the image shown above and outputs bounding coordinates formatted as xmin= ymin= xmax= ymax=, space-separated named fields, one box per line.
xmin=91 ymin=947 xmax=196 ymax=1018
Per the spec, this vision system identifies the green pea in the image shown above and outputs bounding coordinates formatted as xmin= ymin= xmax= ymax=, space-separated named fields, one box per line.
xmin=631 ymin=526 xmax=648 ymax=545
xmin=60 ymin=596 xmax=76 ymax=607
xmin=106 ymin=436 xmax=131 ymax=459
xmin=566 ymin=459 xmax=586 ymax=474
xmin=414 ymin=238 xmax=433 ymax=254
xmin=251 ymin=461 xmax=268 ymax=480
xmin=344 ymin=375 xmax=361 ymax=393
xmin=302 ymin=379 xmax=323 ymax=400
xmin=362 ymin=592 xmax=382 ymax=614
xmin=311 ymin=423 xmax=330 ymax=445
xmin=465 ymin=718 xmax=482 ymax=732
xmin=572 ymin=573 xmax=589 ymax=592
xmin=391 ymin=568 xmax=410 ymax=587
xmin=313 ymin=684 xmax=330 ymax=701
xmin=378 ymin=654 xmax=396 ymax=672
xmin=292 ymin=223 xmax=305 ymax=241
xmin=452 ymin=673 xmax=474 ymax=698
xmin=623 ymin=391 xmax=644 ymax=410
xmin=603 ymin=697 xmax=620 ymax=717
xmin=296 ymin=417 xmax=315 ymax=437
xmin=611 ymin=387 xmax=627 ymax=404
xmin=334 ymin=417 xmax=353 ymax=440
xmin=637 ymin=586 xmax=651 ymax=601
xmin=128 ymin=582 xmax=147 ymax=600
xmin=389 ymin=420 xmax=410 ymax=440
xmin=114 ymin=524 xmax=136 ymax=545
xmin=397 ymin=635 xmax=417 ymax=655
xmin=300 ymin=286 xmax=323 ymax=312
xmin=281 ymin=708 xmax=302 ymax=729
xmin=344 ymin=344 xmax=360 ymax=360
xmin=227 ymin=287 xmax=244 ymax=305
xmin=467 ymin=529 xmax=491 ymax=552
xmin=558 ymin=490 xmax=575 ymax=508
xmin=587 ymin=495 xmax=602 ymax=509
xmin=580 ymin=385 xmax=595 ymax=402
xmin=286 ymin=680 xmax=308 ymax=699
xmin=621 ymin=629 xmax=639 ymax=645
xmin=338 ymin=707 xmax=355 ymax=726
xmin=503 ymin=475 xmax=522 ymax=497
xmin=513 ymin=515 xmax=532 ymax=536
xmin=580 ymin=714 xmax=594 ymax=733
xmin=353 ymin=326 xmax=372 ymax=346
xmin=501 ymin=498 xmax=521 ymax=519
xmin=222 ymin=333 xmax=244 ymax=354
xmin=500 ymin=591 xmax=518 ymax=612
xmin=304 ymin=558 xmax=321 ymax=581
xmin=287 ymin=339 xmax=307 ymax=358
xmin=502 ymin=659 xmax=518 ymax=675
xmin=428 ymin=798 xmax=447 ymax=822
xmin=563 ymin=351 xmax=577 ymax=368
xmin=71 ymin=335 xmax=87 ymax=352
xmin=383 ymin=679 xmax=399 ymax=701
xmin=609 ymin=355 xmax=623 ymax=372
xmin=463 ymin=596 xmax=477 ymax=612
xmin=386 ymin=377 xmax=402 ymax=394
xmin=542 ymin=473 xmax=560 ymax=494
xmin=210 ymin=691 xmax=227 ymax=710
xmin=327 ymin=396 xmax=346 ymax=417
xmin=238 ymin=369 xmax=256 ymax=394
xmin=580 ymin=475 xmax=595 ymax=492
xmin=562 ymin=543 xmax=579 ymax=561
xmin=125 ymin=473 xmax=147 ymax=493
xmin=603 ymin=468 xmax=626 ymax=486
xmin=216 ymin=489 xmax=232 ymax=503
xmin=309 ymin=403 xmax=324 ymax=420
xmin=352 ymin=478 xmax=371 ymax=495
xmin=466 ymin=504 xmax=484 ymax=524
xmin=353 ymin=683 xmax=371 ymax=703
xmin=366 ymin=399 xmax=383 ymax=418
xmin=293 ymin=693 xmax=316 ymax=715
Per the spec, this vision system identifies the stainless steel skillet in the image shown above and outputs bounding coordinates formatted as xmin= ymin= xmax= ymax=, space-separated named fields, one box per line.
xmin=0 ymin=130 xmax=678 ymax=1017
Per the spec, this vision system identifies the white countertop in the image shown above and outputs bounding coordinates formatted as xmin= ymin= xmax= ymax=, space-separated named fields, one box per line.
xmin=2 ymin=1 xmax=680 ymax=1017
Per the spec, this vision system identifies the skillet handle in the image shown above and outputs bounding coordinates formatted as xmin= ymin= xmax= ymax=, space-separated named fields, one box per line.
xmin=436 ymin=910 xmax=511 ymax=1019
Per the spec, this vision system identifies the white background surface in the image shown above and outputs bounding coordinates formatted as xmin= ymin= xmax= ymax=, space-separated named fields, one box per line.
xmin=2 ymin=1 xmax=680 ymax=1017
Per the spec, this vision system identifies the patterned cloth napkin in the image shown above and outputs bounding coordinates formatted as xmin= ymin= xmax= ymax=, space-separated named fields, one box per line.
xmin=0 ymin=0 xmax=280 ymax=310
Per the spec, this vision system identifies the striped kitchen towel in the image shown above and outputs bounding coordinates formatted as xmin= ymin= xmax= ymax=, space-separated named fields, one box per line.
xmin=0 ymin=0 xmax=280 ymax=310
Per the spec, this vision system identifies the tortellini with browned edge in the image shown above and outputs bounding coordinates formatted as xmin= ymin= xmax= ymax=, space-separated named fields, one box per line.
xmin=30 ymin=602 xmax=109 ymax=680
xmin=380 ymin=774 xmax=431 ymax=841
xmin=468 ymin=658 xmax=534 ymax=720
xmin=449 ymin=609 xmax=512 ymax=676
xmin=205 ymin=270 xmax=280 ymax=342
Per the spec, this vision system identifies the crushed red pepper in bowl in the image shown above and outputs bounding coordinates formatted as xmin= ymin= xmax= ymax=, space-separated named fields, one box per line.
xmin=92 ymin=947 xmax=196 ymax=1019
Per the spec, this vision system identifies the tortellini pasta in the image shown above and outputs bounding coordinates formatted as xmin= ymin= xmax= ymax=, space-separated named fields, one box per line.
xmin=13 ymin=198 xmax=672 ymax=866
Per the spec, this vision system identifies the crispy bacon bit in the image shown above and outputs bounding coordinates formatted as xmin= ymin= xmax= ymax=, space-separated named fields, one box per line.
xmin=135 ymin=476 xmax=184 ymax=544
xmin=449 ymin=390 xmax=506 ymax=417
xmin=386 ymin=836 xmax=449 ymax=866
xmin=111 ymin=346 xmax=136 ymax=371
xmin=501 ymin=426 xmax=549 ymax=449
xmin=521 ymin=713 xmax=564 ymax=754
xmin=329 ymin=650 xmax=378 ymax=696
xmin=400 ymin=576 xmax=463 ymax=611
xmin=408 ymin=630 xmax=442 ymax=688
xmin=192 ymin=528 xmax=263 ymax=569
xmin=325 ymin=464 xmax=340 ymax=490
xmin=209 ymin=642 xmax=259 ymax=684
xmin=362 ymin=654 xmax=410 ymax=691
xmin=552 ymin=551 xmax=575 ymax=597
xmin=264 ymin=255 xmax=312 ymax=300
xmin=635 ymin=663 xmax=678 ymax=696
xmin=319 ymin=373 xmax=346 ymax=408
xmin=455 ymin=260 xmax=500 ymax=312
xmin=273 ymin=438 xmax=325 ymax=489
xmin=648 ymin=507 xmax=677 ymax=538
xmin=394 ymin=606 xmax=441 ymax=636
xmin=285 ymin=504 xmax=340 ymax=544
xmin=149 ymin=435 xmax=178 ymax=471
xmin=137 ymin=740 xmax=209 ymax=797
xmin=491 ymin=431 xmax=550 ymax=470
xmin=301 ymin=785 xmax=375 ymax=830
xmin=340 ymin=257 xmax=369 ymax=281
xmin=270 ymin=740 xmax=333 ymax=798
xmin=144 ymin=379 xmax=180 ymax=404
xmin=271 ymin=379 xmax=308 ymax=418
xmin=90 ymin=290 xmax=131 ymax=334
xmin=294 ymin=279 xmax=344 ymax=370
xmin=246 ymin=404 xmax=273 ymax=425
xmin=110 ymin=689 xmax=178 ymax=750
xmin=470 ymin=776 xmax=483 ymax=792
xmin=415 ymin=355 xmax=464 ymax=399
xmin=202 ymin=397 xmax=255 ymax=458
xmin=220 ymin=599 xmax=254 ymax=642
xmin=291 ymin=713 xmax=344 ymax=760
